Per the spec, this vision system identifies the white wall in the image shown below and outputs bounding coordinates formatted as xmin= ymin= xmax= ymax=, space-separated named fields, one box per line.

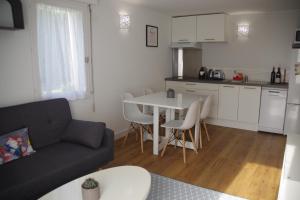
xmin=202 ymin=10 xmax=300 ymax=81
xmin=0 ymin=0 xmax=172 ymax=135
xmin=91 ymin=0 xmax=171 ymax=133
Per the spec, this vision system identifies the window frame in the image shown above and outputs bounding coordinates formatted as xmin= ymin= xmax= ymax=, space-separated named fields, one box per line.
xmin=29 ymin=0 xmax=93 ymax=101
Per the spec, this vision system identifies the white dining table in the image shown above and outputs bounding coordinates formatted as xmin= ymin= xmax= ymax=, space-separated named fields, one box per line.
xmin=123 ymin=92 xmax=207 ymax=155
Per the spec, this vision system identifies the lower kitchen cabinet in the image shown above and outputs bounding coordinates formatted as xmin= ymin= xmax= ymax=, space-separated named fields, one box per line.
xmin=218 ymin=85 xmax=239 ymax=121
xmin=166 ymin=81 xmax=219 ymax=119
xmin=165 ymin=80 xmax=264 ymax=131
xmin=238 ymin=86 xmax=261 ymax=123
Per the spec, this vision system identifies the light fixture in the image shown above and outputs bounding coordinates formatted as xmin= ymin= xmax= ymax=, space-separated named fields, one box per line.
xmin=120 ymin=14 xmax=130 ymax=30
xmin=237 ymin=23 xmax=250 ymax=39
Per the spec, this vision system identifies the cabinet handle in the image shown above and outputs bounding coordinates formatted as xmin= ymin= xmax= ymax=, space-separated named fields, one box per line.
xmin=244 ymin=87 xmax=257 ymax=90
xmin=204 ymin=38 xmax=216 ymax=41
xmin=185 ymin=83 xmax=196 ymax=86
xmin=223 ymin=85 xmax=235 ymax=88
xmin=178 ymin=39 xmax=189 ymax=42
xmin=186 ymin=89 xmax=195 ymax=93
xmin=268 ymin=91 xmax=280 ymax=94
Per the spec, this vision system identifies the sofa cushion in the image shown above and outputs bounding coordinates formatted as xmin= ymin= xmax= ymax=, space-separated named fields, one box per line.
xmin=0 ymin=99 xmax=72 ymax=149
xmin=0 ymin=141 xmax=112 ymax=200
xmin=62 ymin=120 xmax=106 ymax=149
xmin=0 ymin=128 xmax=35 ymax=165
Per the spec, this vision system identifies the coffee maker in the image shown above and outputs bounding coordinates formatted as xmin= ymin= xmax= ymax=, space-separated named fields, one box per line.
xmin=198 ymin=67 xmax=207 ymax=80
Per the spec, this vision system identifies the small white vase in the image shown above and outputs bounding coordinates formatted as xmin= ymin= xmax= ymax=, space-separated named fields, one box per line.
xmin=82 ymin=186 xmax=100 ymax=200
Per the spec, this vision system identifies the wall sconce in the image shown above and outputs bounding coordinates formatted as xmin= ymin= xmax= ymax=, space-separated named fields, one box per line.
xmin=237 ymin=23 xmax=250 ymax=40
xmin=120 ymin=15 xmax=130 ymax=30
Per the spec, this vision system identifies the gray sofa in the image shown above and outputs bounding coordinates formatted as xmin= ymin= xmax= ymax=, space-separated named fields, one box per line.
xmin=0 ymin=98 xmax=114 ymax=200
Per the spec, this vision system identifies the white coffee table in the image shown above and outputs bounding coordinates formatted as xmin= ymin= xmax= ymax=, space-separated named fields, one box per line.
xmin=39 ymin=166 xmax=151 ymax=200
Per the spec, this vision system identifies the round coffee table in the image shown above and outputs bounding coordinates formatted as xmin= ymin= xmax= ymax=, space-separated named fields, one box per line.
xmin=39 ymin=166 xmax=151 ymax=200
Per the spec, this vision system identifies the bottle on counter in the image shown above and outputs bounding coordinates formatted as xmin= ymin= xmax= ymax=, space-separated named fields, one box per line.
xmin=275 ymin=67 xmax=281 ymax=84
xmin=271 ymin=67 xmax=276 ymax=84
xmin=283 ymin=68 xmax=287 ymax=83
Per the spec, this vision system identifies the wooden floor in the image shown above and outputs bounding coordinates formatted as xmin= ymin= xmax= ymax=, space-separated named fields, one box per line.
xmin=105 ymin=124 xmax=286 ymax=200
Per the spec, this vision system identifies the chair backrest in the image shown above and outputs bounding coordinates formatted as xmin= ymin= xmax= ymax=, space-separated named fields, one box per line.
xmin=144 ymin=88 xmax=154 ymax=95
xmin=180 ymin=100 xmax=201 ymax=130
xmin=200 ymin=95 xmax=212 ymax=120
xmin=122 ymin=93 xmax=142 ymax=121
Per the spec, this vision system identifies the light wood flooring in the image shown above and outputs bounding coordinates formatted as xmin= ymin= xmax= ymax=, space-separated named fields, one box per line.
xmin=104 ymin=124 xmax=286 ymax=200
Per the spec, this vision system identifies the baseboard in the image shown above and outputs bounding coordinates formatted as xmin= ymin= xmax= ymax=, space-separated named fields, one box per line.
xmin=206 ymin=119 xmax=258 ymax=131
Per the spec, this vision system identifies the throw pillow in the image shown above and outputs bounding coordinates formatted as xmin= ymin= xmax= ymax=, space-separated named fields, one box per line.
xmin=62 ymin=120 xmax=105 ymax=149
xmin=0 ymin=128 xmax=35 ymax=165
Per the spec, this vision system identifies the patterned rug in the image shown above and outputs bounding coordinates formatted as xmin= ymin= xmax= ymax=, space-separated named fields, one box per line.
xmin=147 ymin=173 xmax=246 ymax=200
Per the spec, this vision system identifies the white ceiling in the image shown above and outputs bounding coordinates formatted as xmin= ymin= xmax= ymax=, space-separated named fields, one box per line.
xmin=120 ymin=0 xmax=300 ymax=15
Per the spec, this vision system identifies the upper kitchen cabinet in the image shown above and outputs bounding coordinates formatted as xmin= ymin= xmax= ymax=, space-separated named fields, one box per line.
xmin=172 ymin=16 xmax=197 ymax=43
xmin=196 ymin=14 xmax=227 ymax=42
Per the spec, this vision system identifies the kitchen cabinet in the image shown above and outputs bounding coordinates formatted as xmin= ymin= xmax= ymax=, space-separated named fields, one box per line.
xmin=238 ymin=86 xmax=261 ymax=123
xmin=218 ymin=85 xmax=239 ymax=121
xmin=259 ymin=88 xmax=287 ymax=134
xmin=172 ymin=16 xmax=197 ymax=43
xmin=165 ymin=81 xmax=219 ymax=118
xmin=196 ymin=14 xmax=227 ymax=42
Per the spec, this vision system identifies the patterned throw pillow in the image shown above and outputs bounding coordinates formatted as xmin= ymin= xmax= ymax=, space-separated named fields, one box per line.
xmin=0 ymin=128 xmax=35 ymax=165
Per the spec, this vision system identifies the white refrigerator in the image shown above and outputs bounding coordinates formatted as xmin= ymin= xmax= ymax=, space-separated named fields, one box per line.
xmin=284 ymin=49 xmax=300 ymax=135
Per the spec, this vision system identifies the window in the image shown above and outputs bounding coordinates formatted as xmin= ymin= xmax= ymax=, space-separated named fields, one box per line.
xmin=37 ymin=3 xmax=87 ymax=100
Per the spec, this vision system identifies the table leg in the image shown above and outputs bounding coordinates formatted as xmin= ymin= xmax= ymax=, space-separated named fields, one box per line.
xmin=153 ymin=106 xmax=159 ymax=155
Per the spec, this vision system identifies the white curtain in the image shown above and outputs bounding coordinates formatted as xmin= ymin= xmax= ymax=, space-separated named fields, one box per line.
xmin=37 ymin=3 xmax=87 ymax=100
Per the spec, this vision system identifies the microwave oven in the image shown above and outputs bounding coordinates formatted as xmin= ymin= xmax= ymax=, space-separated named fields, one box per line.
xmin=295 ymin=29 xmax=300 ymax=44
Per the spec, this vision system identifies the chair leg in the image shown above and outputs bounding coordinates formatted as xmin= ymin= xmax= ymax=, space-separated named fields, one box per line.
xmin=122 ymin=132 xmax=129 ymax=146
xmin=174 ymin=129 xmax=179 ymax=148
xmin=161 ymin=129 xmax=173 ymax=157
xmin=199 ymin=123 xmax=203 ymax=149
xmin=140 ymin=125 xmax=144 ymax=153
xmin=188 ymin=129 xmax=198 ymax=154
xmin=182 ymin=130 xmax=186 ymax=164
xmin=123 ymin=123 xmax=133 ymax=146
xmin=203 ymin=121 xmax=210 ymax=141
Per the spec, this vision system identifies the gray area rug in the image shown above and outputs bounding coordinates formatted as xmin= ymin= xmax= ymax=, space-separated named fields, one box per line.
xmin=147 ymin=173 xmax=246 ymax=200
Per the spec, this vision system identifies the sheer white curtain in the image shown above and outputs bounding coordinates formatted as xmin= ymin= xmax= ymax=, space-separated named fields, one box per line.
xmin=37 ymin=3 xmax=87 ymax=100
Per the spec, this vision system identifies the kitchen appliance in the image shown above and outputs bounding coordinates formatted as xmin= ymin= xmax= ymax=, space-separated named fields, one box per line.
xmin=284 ymin=49 xmax=300 ymax=135
xmin=198 ymin=67 xmax=207 ymax=80
xmin=259 ymin=87 xmax=287 ymax=134
xmin=212 ymin=70 xmax=225 ymax=80
xmin=294 ymin=29 xmax=300 ymax=44
xmin=292 ymin=29 xmax=300 ymax=48
xmin=207 ymin=69 xmax=214 ymax=79
xmin=171 ymin=42 xmax=202 ymax=49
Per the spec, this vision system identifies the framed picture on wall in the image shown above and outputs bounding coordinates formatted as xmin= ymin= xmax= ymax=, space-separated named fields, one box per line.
xmin=146 ymin=25 xmax=158 ymax=47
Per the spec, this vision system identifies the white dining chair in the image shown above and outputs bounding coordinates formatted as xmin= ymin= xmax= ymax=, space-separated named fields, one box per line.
xmin=122 ymin=93 xmax=153 ymax=153
xmin=143 ymin=88 xmax=166 ymax=121
xmin=160 ymin=100 xmax=201 ymax=163
xmin=198 ymin=95 xmax=212 ymax=149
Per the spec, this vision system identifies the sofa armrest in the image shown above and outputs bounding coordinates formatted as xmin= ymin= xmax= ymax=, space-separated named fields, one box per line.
xmin=102 ymin=128 xmax=114 ymax=147
xmin=101 ymin=128 xmax=114 ymax=160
